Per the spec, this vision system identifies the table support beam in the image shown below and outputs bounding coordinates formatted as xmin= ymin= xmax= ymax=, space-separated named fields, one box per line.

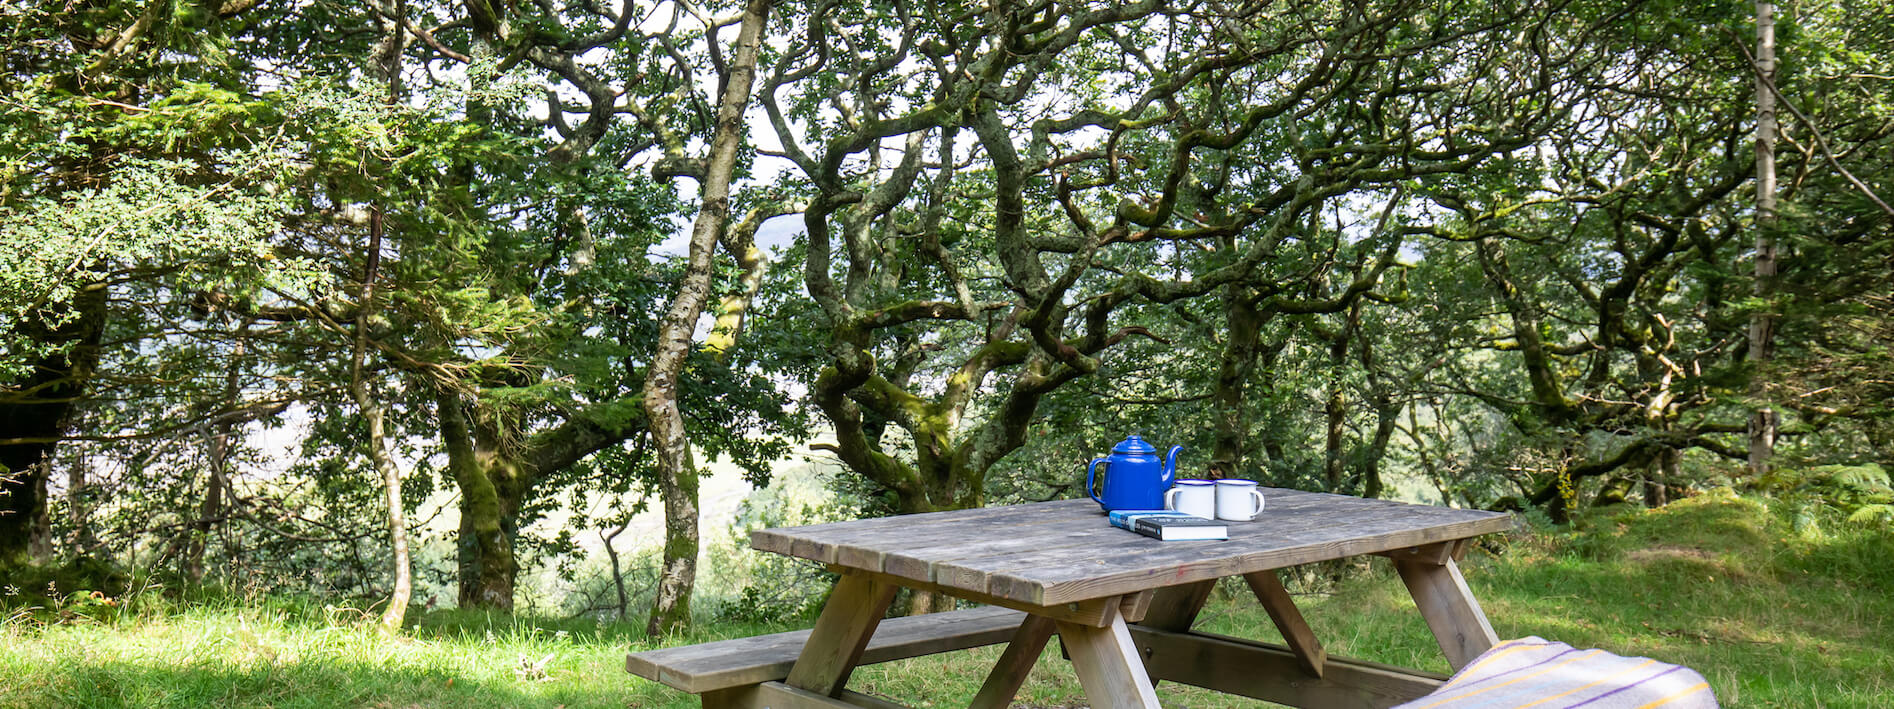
xmin=1138 ymin=580 xmax=1216 ymax=632
xmin=1134 ymin=579 xmax=1217 ymax=691
xmin=1394 ymin=558 xmax=1498 ymax=671
xmin=968 ymin=614 xmax=1054 ymax=709
xmin=1056 ymin=601 xmax=1162 ymax=709
xmin=1129 ymin=625 xmax=1446 ymax=708
xmin=1374 ymin=539 xmax=1467 ymax=567
xmin=1243 ymin=571 xmax=1327 ymax=678
xmin=785 ymin=572 xmax=899 ymax=696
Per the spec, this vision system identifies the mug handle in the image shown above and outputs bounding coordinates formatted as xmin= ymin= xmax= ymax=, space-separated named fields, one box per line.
xmin=1248 ymin=488 xmax=1266 ymax=515
xmin=1086 ymin=459 xmax=1108 ymax=506
xmin=1163 ymin=487 xmax=1181 ymax=511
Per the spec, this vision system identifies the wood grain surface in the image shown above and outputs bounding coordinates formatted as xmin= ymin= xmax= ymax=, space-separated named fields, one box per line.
xmin=627 ymin=605 xmax=1024 ymax=693
xmin=753 ymin=488 xmax=1512 ymax=605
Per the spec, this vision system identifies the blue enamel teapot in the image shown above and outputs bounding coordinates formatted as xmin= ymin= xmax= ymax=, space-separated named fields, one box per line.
xmin=1086 ymin=435 xmax=1182 ymax=512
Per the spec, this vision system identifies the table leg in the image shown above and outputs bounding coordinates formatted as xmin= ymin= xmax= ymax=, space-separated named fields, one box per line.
xmin=968 ymin=614 xmax=1054 ymax=709
xmin=1131 ymin=579 xmax=1216 ymax=690
xmin=1395 ymin=558 xmax=1498 ymax=671
xmin=1056 ymin=599 xmax=1162 ymax=709
xmin=1137 ymin=579 xmax=1216 ymax=632
xmin=1243 ymin=570 xmax=1326 ymax=678
xmin=784 ymin=571 xmax=899 ymax=696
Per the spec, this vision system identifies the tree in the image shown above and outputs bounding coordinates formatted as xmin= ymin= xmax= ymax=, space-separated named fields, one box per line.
xmin=760 ymin=0 xmax=1626 ymax=528
xmin=1 ymin=2 xmax=286 ymax=563
xmin=641 ymin=0 xmax=773 ymax=636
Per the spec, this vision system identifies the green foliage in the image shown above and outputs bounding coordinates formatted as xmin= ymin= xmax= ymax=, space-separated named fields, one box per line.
xmin=0 ymin=556 xmax=134 ymax=618
xmin=1754 ymin=464 xmax=1894 ymax=528
xmin=702 ymin=469 xmax=845 ymax=624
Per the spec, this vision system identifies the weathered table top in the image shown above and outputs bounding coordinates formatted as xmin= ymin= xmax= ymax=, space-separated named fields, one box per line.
xmin=752 ymin=488 xmax=1512 ymax=606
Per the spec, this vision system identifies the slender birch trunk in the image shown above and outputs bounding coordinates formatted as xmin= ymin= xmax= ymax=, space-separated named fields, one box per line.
xmin=357 ymin=0 xmax=413 ymax=633
xmin=1748 ymin=0 xmax=1779 ymax=476
xmin=351 ymin=208 xmax=412 ymax=633
xmin=642 ymin=0 xmax=772 ymax=636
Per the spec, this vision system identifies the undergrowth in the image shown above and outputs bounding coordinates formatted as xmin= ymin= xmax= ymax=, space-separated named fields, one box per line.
xmin=2 ymin=490 xmax=1888 ymax=708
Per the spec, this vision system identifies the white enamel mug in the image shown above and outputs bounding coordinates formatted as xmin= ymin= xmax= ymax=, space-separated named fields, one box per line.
xmin=1163 ymin=479 xmax=1217 ymax=519
xmin=1215 ymin=479 xmax=1265 ymax=521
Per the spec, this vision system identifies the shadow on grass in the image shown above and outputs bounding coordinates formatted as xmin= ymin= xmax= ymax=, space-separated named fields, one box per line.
xmin=399 ymin=606 xmax=808 ymax=653
xmin=13 ymin=659 xmax=638 ymax=709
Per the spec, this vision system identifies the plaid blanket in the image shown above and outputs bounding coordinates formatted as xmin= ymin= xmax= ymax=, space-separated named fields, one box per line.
xmin=1394 ymin=637 xmax=1718 ymax=709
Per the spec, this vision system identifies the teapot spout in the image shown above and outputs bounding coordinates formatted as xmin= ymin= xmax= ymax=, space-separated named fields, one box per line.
xmin=1164 ymin=445 xmax=1182 ymax=477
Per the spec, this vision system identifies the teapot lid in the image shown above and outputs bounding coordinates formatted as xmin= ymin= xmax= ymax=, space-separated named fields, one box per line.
xmin=1112 ymin=434 xmax=1156 ymax=454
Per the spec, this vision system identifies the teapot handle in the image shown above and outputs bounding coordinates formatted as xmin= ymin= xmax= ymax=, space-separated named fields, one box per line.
xmin=1086 ymin=458 xmax=1108 ymax=506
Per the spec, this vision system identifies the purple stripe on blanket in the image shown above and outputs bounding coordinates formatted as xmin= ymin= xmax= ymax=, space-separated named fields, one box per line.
xmin=1562 ymin=664 xmax=1687 ymax=708
xmin=1437 ymin=645 xmax=1585 ymax=694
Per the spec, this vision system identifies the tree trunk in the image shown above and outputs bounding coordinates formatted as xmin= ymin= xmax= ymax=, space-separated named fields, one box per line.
xmin=1211 ymin=288 xmax=1263 ymax=480
xmin=1642 ymin=471 xmax=1669 ymax=508
xmin=185 ymin=331 xmax=244 ymax=584
xmin=641 ymin=0 xmax=772 ymax=638
xmin=1747 ymin=0 xmax=1780 ymax=476
xmin=440 ymin=391 xmax=522 ymax=610
xmin=1256 ymin=342 xmax=1289 ymax=476
xmin=0 ymin=284 xmax=106 ymax=564
xmin=1322 ymin=312 xmax=1356 ymax=493
xmin=67 ymin=446 xmax=93 ymax=556
xmin=1354 ymin=313 xmax=1396 ymax=500
xmin=1323 ymin=384 xmax=1347 ymax=492
xmin=603 ymin=519 xmax=631 ymax=620
xmin=26 ymin=465 xmax=52 ymax=562
xmin=365 ymin=6 xmax=413 ymax=632
xmin=1361 ymin=402 xmax=1398 ymax=500
xmin=366 ymin=397 xmax=411 ymax=631
xmin=1651 ymin=446 xmax=1683 ymax=507
xmin=184 ymin=424 xmax=227 ymax=584
xmin=349 ymin=208 xmax=412 ymax=633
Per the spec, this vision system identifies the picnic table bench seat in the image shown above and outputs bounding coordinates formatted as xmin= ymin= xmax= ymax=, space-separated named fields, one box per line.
xmin=626 ymin=605 xmax=1027 ymax=695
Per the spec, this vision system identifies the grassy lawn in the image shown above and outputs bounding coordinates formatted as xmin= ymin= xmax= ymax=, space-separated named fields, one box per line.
xmin=3 ymin=491 xmax=1888 ymax=708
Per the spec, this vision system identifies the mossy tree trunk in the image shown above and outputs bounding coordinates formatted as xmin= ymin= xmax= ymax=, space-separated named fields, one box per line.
xmin=640 ymin=0 xmax=772 ymax=636
xmin=438 ymin=386 xmax=650 ymax=611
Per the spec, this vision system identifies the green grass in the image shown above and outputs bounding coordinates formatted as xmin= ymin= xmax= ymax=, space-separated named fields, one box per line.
xmin=4 ymin=490 xmax=1889 ymax=707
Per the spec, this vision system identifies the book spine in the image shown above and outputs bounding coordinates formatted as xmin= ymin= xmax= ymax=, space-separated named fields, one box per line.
xmin=1132 ymin=518 xmax=1165 ymax=539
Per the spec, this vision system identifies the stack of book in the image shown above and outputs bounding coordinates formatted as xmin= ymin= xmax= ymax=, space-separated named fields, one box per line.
xmin=1107 ymin=509 xmax=1229 ymax=541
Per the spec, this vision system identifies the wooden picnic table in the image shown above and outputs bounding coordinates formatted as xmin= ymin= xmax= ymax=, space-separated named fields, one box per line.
xmin=673 ymin=487 xmax=1513 ymax=709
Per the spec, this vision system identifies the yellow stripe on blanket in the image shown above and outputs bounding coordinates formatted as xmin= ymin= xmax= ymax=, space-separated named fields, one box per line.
xmin=1635 ymin=682 xmax=1711 ymax=709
